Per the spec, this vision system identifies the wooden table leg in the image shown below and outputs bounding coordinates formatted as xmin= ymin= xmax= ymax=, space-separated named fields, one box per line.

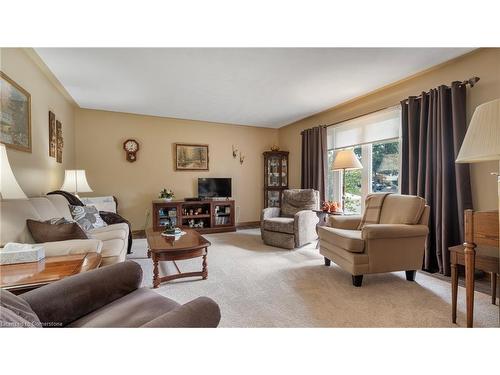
xmin=464 ymin=244 xmax=476 ymax=328
xmin=202 ymin=248 xmax=208 ymax=280
xmin=153 ymin=256 xmax=160 ymax=289
xmin=451 ymin=263 xmax=458 ymax=324
xmin=492 ymin=272 xmax=497 ymax=305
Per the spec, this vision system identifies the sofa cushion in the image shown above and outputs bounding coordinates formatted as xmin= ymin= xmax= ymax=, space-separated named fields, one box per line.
xmin=27 ymin=219 xmax=88 ymax=243
xmin=0 ymin=200 xmax=40 ymax=246
xmin=29 ymin=197 xmax=62 ymax=221
xmin=318 ymin=226 xmax=365 ymax=253
xmin=45 ymin=194 xmax=73 ymax=220
xmin=69 ymin=205 xmax=107 ymax=231
xmin=262 ymin=217 xmax=295 ymax=234
xmin=67 ymin=288 xmax=181 ymax=328
xmin=281 ymin=189 xmax=318 ymax=217
xmin=0 ymin=289 xmax=41 ymax=328
xmin=379 ymin=194 xmax=425 ymax=225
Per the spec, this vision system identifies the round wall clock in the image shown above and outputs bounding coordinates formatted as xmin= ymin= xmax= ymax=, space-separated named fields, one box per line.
xmin=123 ymin=139 xmax=139 ymax=162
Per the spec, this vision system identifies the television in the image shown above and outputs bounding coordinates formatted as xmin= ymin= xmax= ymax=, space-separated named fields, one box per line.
xmin=198 ymin=178 xmax=232 ymax=198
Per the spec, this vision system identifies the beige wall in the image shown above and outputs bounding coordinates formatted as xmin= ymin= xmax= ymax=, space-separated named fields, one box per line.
xmin=1 ymin=48 xmax=76 ymax=196
xmin=278 ymin=48 xmax=500 ymax=211
xmin=75 ymin=109 xmax=279 ymax=230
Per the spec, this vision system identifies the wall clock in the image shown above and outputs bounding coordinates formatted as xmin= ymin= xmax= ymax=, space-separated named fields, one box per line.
xmin=123 ymin=139 xmax=139 ymax=162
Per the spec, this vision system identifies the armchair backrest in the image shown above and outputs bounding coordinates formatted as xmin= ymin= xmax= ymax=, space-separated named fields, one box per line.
xmin=379 ymin=194 xmax=426 ymax=225
xmin=281 ymin=189 xmax=319 ymax=217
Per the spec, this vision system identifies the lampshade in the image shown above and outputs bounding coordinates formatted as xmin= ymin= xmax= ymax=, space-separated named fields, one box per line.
xmin=60 ymin=170 xmax=93 ymax=194
xmin=0 ymin=143 xmax=27 ymax=199
xmin=332 ymin=149 xmax=363 ymax=170
xmin=456 ymin=98 xmax=500 ymax=163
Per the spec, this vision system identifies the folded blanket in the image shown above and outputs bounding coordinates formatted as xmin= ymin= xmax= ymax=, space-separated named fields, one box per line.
xmin=357 ymin=192 xmax=391 ymax=230
xmin=47 ymin=191 xmax=133 ymax=254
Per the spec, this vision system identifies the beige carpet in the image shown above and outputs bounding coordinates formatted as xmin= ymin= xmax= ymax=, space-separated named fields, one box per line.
xmin=129 ymin=229 xmax=500 ymax=327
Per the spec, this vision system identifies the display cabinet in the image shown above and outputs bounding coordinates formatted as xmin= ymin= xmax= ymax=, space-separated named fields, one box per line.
xmin=263 ymin=151 xmax=289 ymax=208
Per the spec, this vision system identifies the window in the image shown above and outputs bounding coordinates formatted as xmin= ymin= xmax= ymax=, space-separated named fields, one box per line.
xmin=326 ymin=107 xmax=401 ymax=214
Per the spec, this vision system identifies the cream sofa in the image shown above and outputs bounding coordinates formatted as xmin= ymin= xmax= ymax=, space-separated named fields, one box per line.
xmin=318 ymin=194 xmax=429 ymax=287
xmin=0 ymin=195 xmax=128 ymax=266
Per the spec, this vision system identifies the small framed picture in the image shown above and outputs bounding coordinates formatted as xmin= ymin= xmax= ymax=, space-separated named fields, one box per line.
xmin=175 ymin=143 xmax=209 ymax=171
xmin=0 ymin=71 xmax=32 ymax=152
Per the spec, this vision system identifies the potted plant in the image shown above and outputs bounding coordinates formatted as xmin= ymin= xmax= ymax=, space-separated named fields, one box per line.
xmin=159 ymin=188 xmax=175 ymax=201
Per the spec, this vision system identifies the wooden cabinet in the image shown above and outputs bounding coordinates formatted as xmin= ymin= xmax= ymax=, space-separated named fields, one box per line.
xmin=152 ymin=199 xmax=236 ymax=234
xmin=263 ymin=151 xmax=289 ymax=208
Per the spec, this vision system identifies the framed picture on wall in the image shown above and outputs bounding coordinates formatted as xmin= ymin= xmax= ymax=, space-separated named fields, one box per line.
xmin=175 ymin=143 xmax=209 ymax=171
xmin=49 ymin=111 xmax=56 ymax=157
xmin=56 ymin=120 xmax=63 ymax=163
xmin=0 ymin=71 xmax=32 ymax=152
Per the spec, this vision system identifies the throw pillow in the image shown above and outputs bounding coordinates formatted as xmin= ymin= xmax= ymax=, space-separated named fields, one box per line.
xmin=27 ymin=218 xmax=88 ymax=243
xmin=69 ymin=205 xmax=107 ymax=231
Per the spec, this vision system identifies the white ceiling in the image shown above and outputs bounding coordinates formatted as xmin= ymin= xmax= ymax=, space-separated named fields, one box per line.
xmin=36 ymin=48 xmax=474 ymax=128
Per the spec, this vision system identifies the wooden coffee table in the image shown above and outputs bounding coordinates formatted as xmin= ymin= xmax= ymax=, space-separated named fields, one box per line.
xmin=146 ymin=228 xmax=211 ymax=288
xmin=0 ymin=253 xmax=102 ymax=294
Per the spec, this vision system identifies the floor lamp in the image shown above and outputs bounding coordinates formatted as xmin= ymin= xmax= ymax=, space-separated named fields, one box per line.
xmin=332 ymin=149 xmax=363 ymax=212
xmin=456 ymin=98 xmax=500 ymax=327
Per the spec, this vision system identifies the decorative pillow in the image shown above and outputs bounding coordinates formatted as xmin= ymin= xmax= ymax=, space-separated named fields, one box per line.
xmin=0 ymin=289 xmax=41 ymax=328
xmin=27 ymin=218 xmax=88 ymax=243
xmin=69 ymin=205 xmax=107 ymax=231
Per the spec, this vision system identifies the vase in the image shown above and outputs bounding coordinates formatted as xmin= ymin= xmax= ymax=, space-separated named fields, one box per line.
xmin=162 ymin=198 xmax=172 ymax=202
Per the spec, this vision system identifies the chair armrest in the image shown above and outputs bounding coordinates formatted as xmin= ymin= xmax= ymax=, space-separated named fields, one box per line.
xmin=41 ymin=239 xmax=103 ymax=257
xmin=141 ymin=297 xmax=221 ymax=328
xmin=87 ymin=223 xmax=129 ymax=241
xmin=21 ymin=261 xmax=142 ymax=327
xmin=328 ymin=215 xmax=361 ymax=230
xmin=294 ymin=210 xmax=319 ymax=243
xmin=362 ymin=224 xmax=429 ymax=240
xmin=261 ymin=207 xmax=281 ymax=221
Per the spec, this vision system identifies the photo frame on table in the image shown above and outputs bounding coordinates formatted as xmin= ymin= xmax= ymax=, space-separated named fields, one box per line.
xmin=0 ymin=71 xmax=32 ymax=152
xmin=174 ymin=143 xmax=209 ymax=171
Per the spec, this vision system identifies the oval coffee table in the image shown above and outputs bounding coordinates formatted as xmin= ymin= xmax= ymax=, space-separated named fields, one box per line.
xmin=146 ymin=228 xmax=211 ymax=288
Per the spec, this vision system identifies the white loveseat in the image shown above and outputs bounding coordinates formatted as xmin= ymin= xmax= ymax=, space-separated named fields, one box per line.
xmin=0 ymin=195 xmax=128 ymax=266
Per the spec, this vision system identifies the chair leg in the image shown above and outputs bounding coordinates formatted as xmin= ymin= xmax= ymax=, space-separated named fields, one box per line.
xmin=324 ymin=257 xmax=331 ymax=267
xmin=491 ymin=273 xmax=497 ymax=305
xmin=405 ymin=270 xmax=416 ymax=281
xmin=352 ymin=275 xmax=363 ymax=287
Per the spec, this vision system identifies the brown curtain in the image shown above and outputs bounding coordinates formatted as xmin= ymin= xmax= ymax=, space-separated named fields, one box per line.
xmin=301 ymin=126 xmax=328 ymax=203
xmin=401 ymin=82 xmax=473 ymax=275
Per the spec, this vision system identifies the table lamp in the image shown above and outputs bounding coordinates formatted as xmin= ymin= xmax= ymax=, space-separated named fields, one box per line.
xmin=60 ymin=169 xmax=93 ymax=197
xmin=0 ymin=143 xmax=27 ymax=199
xmin=332 ymin=149 xmax=363 ymax=212
xmin=455 ymin=98 xmax=500 ymax=328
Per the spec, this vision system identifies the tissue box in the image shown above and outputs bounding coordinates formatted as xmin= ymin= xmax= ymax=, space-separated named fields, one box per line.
xmin=0 ymin=243 xmax=45 ymax=265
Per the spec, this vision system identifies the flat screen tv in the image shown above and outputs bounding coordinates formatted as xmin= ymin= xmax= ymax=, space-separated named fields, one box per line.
xmin=198 ymin=178 xmax=232 ymax=198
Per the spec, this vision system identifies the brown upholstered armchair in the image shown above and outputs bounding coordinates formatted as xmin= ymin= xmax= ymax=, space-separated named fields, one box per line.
xmin=261 ymin=189 xmax=320 ymax=249
xmin=1 ymin=261 xmax=221 ymax=328
xmin=318 ymin=194 xmax=429 ymax=287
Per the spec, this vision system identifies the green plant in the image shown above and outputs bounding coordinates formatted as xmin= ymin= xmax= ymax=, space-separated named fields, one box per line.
xmin=159 ymin=188 xmax=174 ymax=199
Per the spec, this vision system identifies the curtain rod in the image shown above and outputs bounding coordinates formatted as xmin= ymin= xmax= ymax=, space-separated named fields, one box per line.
xmin=301 ymin=76 xmax=480 ymax=134
xmin=400 ymin=76 xmax=480 ymax=103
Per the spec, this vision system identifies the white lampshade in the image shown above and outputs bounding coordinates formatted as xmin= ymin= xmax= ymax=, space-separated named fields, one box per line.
xmin=60 ymin=170 xmax=93 ymax=194
xmin=332 ymin=149 xmax=363 ymax=170
xmin=0 ymin=143 xmax=27 ymax=199
xmin=456 ymin=98 xmax=500 ymax=163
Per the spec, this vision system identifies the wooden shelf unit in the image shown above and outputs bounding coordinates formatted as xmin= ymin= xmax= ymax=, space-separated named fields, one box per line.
xmin=152 ymin=199 xmax=236 ymax=234
xmin=263 ymin=150 xmax=289 ymax=208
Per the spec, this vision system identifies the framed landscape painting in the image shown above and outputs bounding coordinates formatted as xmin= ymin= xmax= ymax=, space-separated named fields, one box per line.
xmin=0 ymin=71 xmax=31 ymax=152
xmin=175 ymin=143 xmax=209 ymax=171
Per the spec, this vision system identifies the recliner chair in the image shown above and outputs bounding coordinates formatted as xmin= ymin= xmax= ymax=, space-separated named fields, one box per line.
xmin=261 ymin=189 xmax=320 ymax=249
xmin=318 ymin=194 xmax=429 ymax=287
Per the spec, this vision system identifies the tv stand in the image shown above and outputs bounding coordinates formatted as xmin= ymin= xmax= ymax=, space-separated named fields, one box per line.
xmin=152 ymin=199 xmax=236 ymax=234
